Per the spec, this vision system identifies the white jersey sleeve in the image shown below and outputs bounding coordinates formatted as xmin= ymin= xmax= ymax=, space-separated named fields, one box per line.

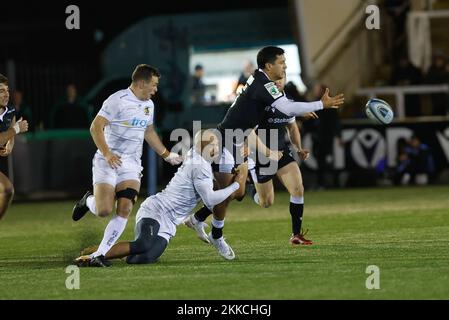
xmin=272 ymin=96 xmax=323 ymax=117
xmin=97 ymin=96 xmax=120 ymax=122
xmin=193 ymin=164 xmax=240 ymax=210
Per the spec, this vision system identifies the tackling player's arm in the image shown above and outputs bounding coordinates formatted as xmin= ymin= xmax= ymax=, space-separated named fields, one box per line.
xmin=286 ymin=120 xmax=310 ymax=161
xmin=194 ymin=171 xmax=241 ymax=210
xmin=144 ymin=124 xmax=182 ymax=165
xmin=0 ymin=117 xmax=28 ymax=147
xmin=90 ymin=115 xmax=122 ymax=169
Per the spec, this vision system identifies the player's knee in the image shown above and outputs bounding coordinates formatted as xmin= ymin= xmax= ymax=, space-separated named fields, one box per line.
xmin=116 ymin=207 xmax=132 ymax=218
xmin=97 ymin=208 xmax=112 ymax=218
xmin=290 ymin=184 xmax=304 ymax=197
xmin=132 ymin=237 xmax=152 ymax=254
xmin=116 ymin=188 xmax=138 ymax=204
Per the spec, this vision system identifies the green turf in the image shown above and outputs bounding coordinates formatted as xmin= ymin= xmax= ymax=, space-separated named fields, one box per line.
xmin=1 ymin=186 xmax=448 ymax=299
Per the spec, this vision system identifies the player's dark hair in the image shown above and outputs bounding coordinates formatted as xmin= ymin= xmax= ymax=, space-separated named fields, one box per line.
xmin=0 ymin=73 xmax=8 ymax=86
xmin=132 ymin=64 xmax=161 ymax=82
xmin=257 ymin=46 xmax=285 ymax=69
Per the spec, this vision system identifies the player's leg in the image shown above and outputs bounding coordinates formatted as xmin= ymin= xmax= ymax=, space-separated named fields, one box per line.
xmin=0 ymin=171 xmax=14 ymax=220
xmin=92 ymin=183 xmax=116 ymax=217
xmin=90 ymin=179 xmax=140 ymax=261
xmin=126 ymin=236 xmax=168 ymax=264
xmin=126 ymin=218 xmax=168 ymax=264
xmin=207 ymin=171 xmax=238 ymax=260
xmin=232 ymin=162 xmax=248 ymax=201
xmin=253 ymin=181 xmax=275 ymax=208
xmin=102 ymin=217 xmax=159 ymax=261
xmin=72 ymin=154 xmax=116 ymax=221
xmin=248 ymin=164 xmax=275 ymax=208
xmin=276 ymin=162 xmax=312 ymax=245
xmin=73 ymin=183 xmax=116 ymax=221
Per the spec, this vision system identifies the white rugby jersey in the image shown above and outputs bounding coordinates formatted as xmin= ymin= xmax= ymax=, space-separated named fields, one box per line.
xmin=97 ymin=88 xmax=154 ymax=159
xmin=139 ymin=149 xmax=239 ymax=226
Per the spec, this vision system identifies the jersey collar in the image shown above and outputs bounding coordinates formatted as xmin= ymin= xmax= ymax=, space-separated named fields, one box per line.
xmin=127 ymin=87 xmax=151 ymax=103
xmin=258 ymin=69 xmax=273 ymax=82
xmin=0 ymin=106 xmax=9 ymax=122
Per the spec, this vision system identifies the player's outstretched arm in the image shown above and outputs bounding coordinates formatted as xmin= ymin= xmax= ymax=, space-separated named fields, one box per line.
xmin=0 ymin=117 xmax=28 ymax=146
xmin=145 ymin=124 xmax=182 ymax=165
xmin=271 ymin=89 xmax=344 ymax=117
xmin=320 ymin=88 xmax=345 ymax=109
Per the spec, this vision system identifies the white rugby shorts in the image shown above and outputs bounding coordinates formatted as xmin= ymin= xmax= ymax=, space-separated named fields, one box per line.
xmin=92 ymin=153 xmax=143 ymax=187
xmin=135 ymin=201 xmax=176 ymax=242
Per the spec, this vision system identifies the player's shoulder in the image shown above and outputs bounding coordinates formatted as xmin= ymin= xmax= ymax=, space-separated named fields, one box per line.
xmin=106 ymin=88 xmax=130 ymax=102
xmin=6 ymin=105 xmax=15 ymax=114
xmin=146 ymin=99 xmax=155 ymax=108
xmin=190 ymin=151 xmax=212 ymax=176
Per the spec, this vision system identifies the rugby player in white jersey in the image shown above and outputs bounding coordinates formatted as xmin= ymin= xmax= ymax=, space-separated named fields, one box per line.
xmin=75 ymin=129 xmax=245 ymax=266
xmin=71 ymin=64 xmax=182 ymax=267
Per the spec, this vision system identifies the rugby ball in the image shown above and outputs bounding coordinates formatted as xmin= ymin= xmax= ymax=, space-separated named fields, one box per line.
xmin=365 ymin=98 xmax=394 ymax=124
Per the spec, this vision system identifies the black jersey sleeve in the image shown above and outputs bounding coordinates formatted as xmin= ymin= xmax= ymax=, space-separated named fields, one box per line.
xmin=254 ymin=74 xmax=284 ymax=106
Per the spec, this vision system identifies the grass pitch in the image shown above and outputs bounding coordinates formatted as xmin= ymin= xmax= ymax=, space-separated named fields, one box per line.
xmin=0 ymin=186 xmax=448 ymax=299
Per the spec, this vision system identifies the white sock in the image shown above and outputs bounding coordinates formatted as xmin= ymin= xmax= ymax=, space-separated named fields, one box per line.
xmin=86 ymin=195 xmax=97 ymax=216
xmin=92 ymin=215 xmax=128 ymax=257
xmin=290 ymin=195 xmax=304 ymax=204
xmin=253 ymin=192 xmax=260 ymax=205
xmin=191 ymin=214 xmax=199 ymax=225
xmin=211 ymin=217 xmax=225 ymax=229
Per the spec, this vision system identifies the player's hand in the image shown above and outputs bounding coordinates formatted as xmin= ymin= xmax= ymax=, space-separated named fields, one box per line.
xmin=302 ymin=112 xmax=319 ymax=120
xmin=268 ymin=150 xmax=283 ymax=162
xmin=164 ymin=152 xmax=183 ymax=166
xmin=298 ymin=149 xmax=310 ymax=161
xmin=239 ymin=144 xmax=249 ymax=158
xmin=13 ymin=117 xmax=29 ymax=134
xmin=232 ymin=164 xmax=246 ymax=188
xmin=104 ymin=151 xmax=122 ymax=169
xmin=320 ymin=88 xmax=344 ymax=109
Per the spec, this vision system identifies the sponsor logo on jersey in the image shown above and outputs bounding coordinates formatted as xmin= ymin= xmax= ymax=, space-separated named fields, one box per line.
xmin=131 ymin=118 xmax=150 ymax=128
xmin=121 ymin=118 xmax=150 ymax=128
xmin=267 ymin=118 xmax=291 ymax=124
xmin=264 ymin=82 xmax=283 ymax=99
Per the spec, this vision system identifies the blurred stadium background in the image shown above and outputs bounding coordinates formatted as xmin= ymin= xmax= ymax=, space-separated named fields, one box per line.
xmin=1 ymin=0 xmax=449 ymax=299
xmin=1 ymin=0 xmax=449 ymax=198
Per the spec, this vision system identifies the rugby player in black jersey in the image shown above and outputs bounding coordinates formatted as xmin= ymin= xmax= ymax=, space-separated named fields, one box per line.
xmin=184 ymin=47 xmax=344 ymax=254
xmin=247 ymin=75 xmax=317 ymax=245
xmin=0 ymin=74 xmax=29 ymax=221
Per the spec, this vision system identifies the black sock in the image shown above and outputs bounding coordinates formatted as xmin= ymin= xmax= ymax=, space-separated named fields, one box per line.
xmin=211 ymin=226 xmax=223 ymax=239
xmin=289 ymin=202 xmax=304 ymax=235
xmin=194 ymin=206 xmax=212 ymax=222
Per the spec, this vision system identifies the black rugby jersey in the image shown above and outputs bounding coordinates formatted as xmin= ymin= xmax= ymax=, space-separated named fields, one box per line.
xmin=0 ymin=106 xmax=15 ymax=133
xmin=217 ymin=69 xmax=284 ymax=141
xmin=257 ymin=104 xmax=295 ymax=151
